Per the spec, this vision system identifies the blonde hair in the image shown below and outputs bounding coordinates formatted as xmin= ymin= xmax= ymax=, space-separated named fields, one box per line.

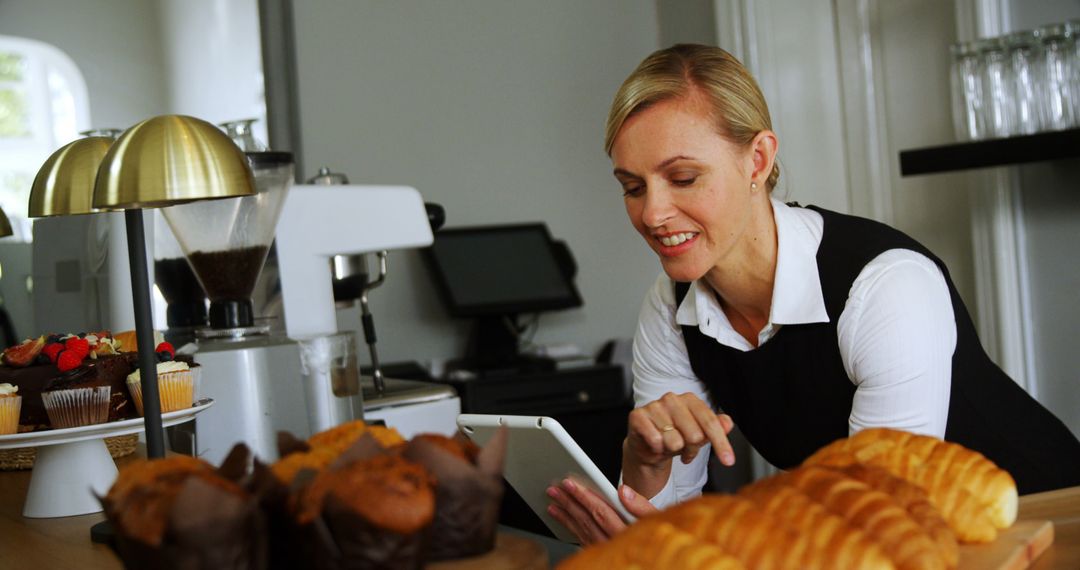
xmin=604 ymin=44 xmax=780 ymax=189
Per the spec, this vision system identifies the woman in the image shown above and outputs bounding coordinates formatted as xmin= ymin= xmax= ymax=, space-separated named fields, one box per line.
xmin=546 ymin=43 xmax=1080 ymax=545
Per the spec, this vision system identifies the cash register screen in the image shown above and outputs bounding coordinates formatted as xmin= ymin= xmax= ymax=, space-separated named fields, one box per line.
xmin=424 ymin=223 xmax=582 ymax=318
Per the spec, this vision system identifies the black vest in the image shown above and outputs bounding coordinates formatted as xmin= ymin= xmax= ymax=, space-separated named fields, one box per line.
xmin=676 ymin=206 xmax=1080 ymax=495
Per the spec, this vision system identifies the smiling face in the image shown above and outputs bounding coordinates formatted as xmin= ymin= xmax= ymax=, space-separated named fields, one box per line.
xmin=611 ymin=93 xmax=769 ymax=284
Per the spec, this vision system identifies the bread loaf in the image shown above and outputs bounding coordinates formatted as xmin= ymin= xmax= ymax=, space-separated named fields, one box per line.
xmin=738 ymin=477 xmax=895 ymax=570
xmin=779 ymin=466 xmax=947 ymax=570
xmin=805 ymin=428 xmax=1015 ymax=539
xmin=832 ymin=463 xmax=958 ymax=568
xmin=661 ymin=495 xmax=814 ymax=569
xmin=556 ymin=518 xmax=745 ymax=570
xmin=561 ymin=428 xmax=1016 ymax=569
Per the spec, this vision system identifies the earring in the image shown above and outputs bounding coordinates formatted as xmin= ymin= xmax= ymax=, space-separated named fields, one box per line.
xmin=751 ymin=182 xmax=758 ymax=191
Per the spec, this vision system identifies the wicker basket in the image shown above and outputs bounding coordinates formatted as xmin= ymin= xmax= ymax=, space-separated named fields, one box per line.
xmin=0 ymin=433 xmax=139 ymax=471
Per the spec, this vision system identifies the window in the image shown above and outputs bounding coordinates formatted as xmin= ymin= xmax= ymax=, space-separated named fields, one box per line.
xmin=0 ymin=35 xmax=90 ymax=242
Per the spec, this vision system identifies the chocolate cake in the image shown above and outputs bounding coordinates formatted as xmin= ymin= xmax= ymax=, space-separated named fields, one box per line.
xmin=0 ymin=352 xmax=138 ymax=429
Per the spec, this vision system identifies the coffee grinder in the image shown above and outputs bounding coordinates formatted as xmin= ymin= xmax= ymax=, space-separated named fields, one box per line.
xmin=159 ymin=148 xmax=312 ymax=465
xmin=153 ymin=210 xmax=206 ymax=346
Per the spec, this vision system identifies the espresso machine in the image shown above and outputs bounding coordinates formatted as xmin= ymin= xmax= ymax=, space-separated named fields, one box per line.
xmin=303 ymin=168 xmax=459 ymax=438
xmin=275 ymin=182 xmax=459 ymax=437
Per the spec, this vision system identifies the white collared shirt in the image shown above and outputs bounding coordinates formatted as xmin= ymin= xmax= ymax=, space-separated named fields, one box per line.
xmin=631 ymin=198 xmax=956 ymax=509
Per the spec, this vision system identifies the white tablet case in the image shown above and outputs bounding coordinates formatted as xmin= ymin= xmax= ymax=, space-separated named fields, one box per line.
xmin=456 ymin=413 xmax=635 ymax=543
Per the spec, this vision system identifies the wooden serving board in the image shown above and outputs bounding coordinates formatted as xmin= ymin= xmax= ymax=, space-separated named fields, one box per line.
xmin=425 ymin=533 xmax=549 ymax=570
xmin=959 ymin=520 xmax=1054 ymax=570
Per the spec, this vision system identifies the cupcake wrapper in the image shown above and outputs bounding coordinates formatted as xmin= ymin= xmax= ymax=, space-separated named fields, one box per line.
xmin=128 ymin=370 xmax=194 ymax=416
xmin=127 ymin=381 xmax=143 ymax=416
xmin=0 ymin=396 xmax=21 ymax=435
xmin=42 ymin=386 xmax=111 ymax=429
xmin=305 ymin=501 xmax=429 ymax=570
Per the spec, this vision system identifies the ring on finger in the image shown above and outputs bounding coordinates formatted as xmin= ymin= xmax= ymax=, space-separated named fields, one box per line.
xmin=660 ymin=424 xmax=676 ymax=432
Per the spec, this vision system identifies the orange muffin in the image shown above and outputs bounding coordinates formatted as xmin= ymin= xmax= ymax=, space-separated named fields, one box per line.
xmin=306 ymin=420 xmax=405 ymax=455
xmin=270 ymin=446 xmax=339 ymax=484
xmin=297 ymin=454 xmax=434 ymax=531
xmin=105 ymin=456 xmax=242 ymax=547
xmin=295 ymin=453 xmax=436 ymax=569
xmin=401 ymin=431 xmax=507 ymax=561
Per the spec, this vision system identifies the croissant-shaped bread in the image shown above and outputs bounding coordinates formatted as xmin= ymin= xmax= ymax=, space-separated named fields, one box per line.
xmin=738 ymin=477 xmax=896 ymax=570
xmin=778 ymin=466 xmax=947 ymax=570
xmin=809 ymin=448 xmax=997 ymax=543
xmin=831 ymin=463 xmax=958 ymax=568
xmin=805 ymin=428 xmax=1015 ymax=539
xmin=559 ymin=487 xmax=912 ymax=570
xmin=661 ymin=495 xmax=827 ymax=569
xmin=561 ymin=429 xmax=1017 ymax=569
xmin=556 ymin=518 xmax=745 ymax=570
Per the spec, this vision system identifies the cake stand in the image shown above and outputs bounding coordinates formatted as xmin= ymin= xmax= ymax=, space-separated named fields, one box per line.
xmin=0 ymin=398 xmax=214 ymax=518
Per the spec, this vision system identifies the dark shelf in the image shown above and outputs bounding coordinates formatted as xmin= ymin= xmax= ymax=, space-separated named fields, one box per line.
xmin=899 ymin=128 xmax=1080 ymax=176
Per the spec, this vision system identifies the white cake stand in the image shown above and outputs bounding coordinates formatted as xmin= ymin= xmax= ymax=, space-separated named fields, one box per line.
xmin=0 ymin=398 xmax=214 ymax=518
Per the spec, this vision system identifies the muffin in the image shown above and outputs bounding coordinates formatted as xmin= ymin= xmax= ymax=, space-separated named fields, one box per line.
xmin=409 ymin=433 xmax=480 ymax=463
xmin=270 ymin=446 xmax=339 ymax=485
xmin=307 ymin=420 xmax=405 ymax=455
xmin=296 ymin=453 xmax=436 ymax=570
xmin=127 ymin=360 xmax=196 ymax=415
xmin=105 ymin=455 xmax=219 ymax=545
xmin=0 ymin=383 xmax=21 ymax=435
xmin=102 ymin=453 xmax=267 ymax=570
xmin=401 ymin=431 xmax=506 ymax=561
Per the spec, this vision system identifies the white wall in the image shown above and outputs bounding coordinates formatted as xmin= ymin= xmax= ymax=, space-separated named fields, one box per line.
xmin=878 ymin=0 xmax=977 ymax=308
xmin=157 ymin=0 xmax=267 ymax=141
xmin=712 ymin=0 xmax=977 ymax=313
xmin=289 ymin=2 xmax=664 ymax=365
xmin=0 ymin=0 xmax=170 ymax=335
xmin=1009 ymin=0 xmax=1080 ymax=436
xmin=0 ymin=0 xmax=169 ymax=130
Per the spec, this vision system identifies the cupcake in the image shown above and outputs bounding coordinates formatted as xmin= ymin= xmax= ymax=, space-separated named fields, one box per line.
xmin=41 ymin=383 xmax=111 ymax=429
xmin=127 ymin=360 xmax=196 ymax=415
xmin=0 ymin=383 xmax=21 ymax=435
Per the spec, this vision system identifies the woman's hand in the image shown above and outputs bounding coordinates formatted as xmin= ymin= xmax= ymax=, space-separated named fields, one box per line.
xmin=622 ymin=392 xmax=736 ymax=496
xmin=545 ymin=480 xmax=657 ymax=545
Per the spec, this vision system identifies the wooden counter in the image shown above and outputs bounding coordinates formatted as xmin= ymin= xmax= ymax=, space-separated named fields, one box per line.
xmin=0 ymin=450 xmax=547 ymax=569
xmin=1 ymin=453 xmax=1077 ymax=569
xmin=1021 ymin=485 xmax=1080 ymax=570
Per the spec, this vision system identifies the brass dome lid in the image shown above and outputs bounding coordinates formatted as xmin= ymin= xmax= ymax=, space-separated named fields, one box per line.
xmin=29 ymin=136 xmax=113 ymax=217
xmin=0 ymin=207 xmax=12 ymax=237
xmin=94 ymin=115 xmax=255 ymax=210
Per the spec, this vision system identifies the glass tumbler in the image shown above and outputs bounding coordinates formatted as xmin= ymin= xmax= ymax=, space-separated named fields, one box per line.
xmin=1067 ymin=19 xmax=1080 ymax=124
xmin=1038 ymin=23 xmax=1075 ymax=130
xmin=950 ymin=41 xmax=986 ymax=141
xmin=1006 ymin=30 xmax=1043 ymax=135
xmin=980 ymin=37 xmax=1017 ymax=138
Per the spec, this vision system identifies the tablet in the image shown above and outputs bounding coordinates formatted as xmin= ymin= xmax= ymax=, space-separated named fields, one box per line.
xmin=456 ymin=413 xmax=635 ymax=543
